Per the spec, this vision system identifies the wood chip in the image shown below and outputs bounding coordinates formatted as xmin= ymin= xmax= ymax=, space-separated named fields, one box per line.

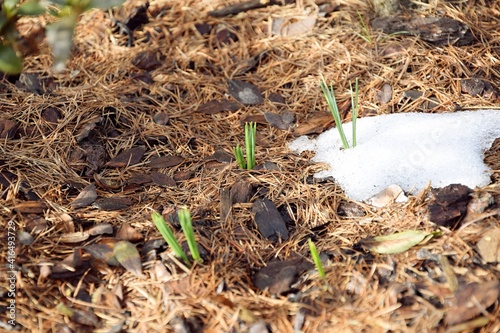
xmin=148 ymin=155 xmax=184 ymax=168
xmin=252 ymin=257 xmax=313 ymax=294
xmin=151 ymin=171 xmax=176 ymax=187
xmin=230 ymin=179 xmax=254 ymax=203
xmin=59 ymin=231 xmax=90 ymax=243
xmin=228 ymin=79 xmax=264 ymax=105
xmin=252 ymin=198 xmax=289 ymax=241
xmin=375 ymin=83 xmax=392 ymax=103
xmin=429 ymin=184 xmax=472 ymax=229
xmin=264 ymin=111 xmax=295 ymax=130
xmin=94 ymin=197 xmax=133 ymax=211
xmin=196 ymin=99 xmax=241 ymax=114
xmin=292 ymin=113 xmax=335 ymax=136
xmin=87 ymin=223 xmax=114 ymax=236
xmin=131 ymin=50 xmax=162 ymax=70
xmin=106 ymin=146 xmax=146 ymax=168
xmin=0 ymin=118 xmax=18 ymax=138
xmin=14 ymin=201 xmax=47 ymax=214
xmin=70 ymin=183 xmax=97 ymax=209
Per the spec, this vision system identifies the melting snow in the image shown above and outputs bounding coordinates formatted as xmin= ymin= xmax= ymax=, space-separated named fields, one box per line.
xmin=289 ymin=110 xmax=500 ymax=202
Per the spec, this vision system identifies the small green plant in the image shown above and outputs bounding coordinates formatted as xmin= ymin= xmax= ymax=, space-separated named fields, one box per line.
xmin=151 ymin=208 xmax=202 ymax=267
xmin=308 ymin=238 xmax=326 ymax=279
xmin=319 ymin=75 xmax=359 ymax=149
xmin=177 ymin=207 xmax=202 ymax=263
xmin=233 ymin=122 xmax=256 ymax=169
xmin=357 ymin=11 xmax=372 ymax=43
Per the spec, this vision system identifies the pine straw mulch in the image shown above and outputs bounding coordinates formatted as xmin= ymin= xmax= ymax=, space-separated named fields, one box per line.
xmin=1 ymin=0 xmax=500 ymax=332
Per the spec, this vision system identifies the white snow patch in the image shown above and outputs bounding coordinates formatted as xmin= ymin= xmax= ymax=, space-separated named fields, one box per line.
xmin=288 ymin=110 xmax=500 ymax=202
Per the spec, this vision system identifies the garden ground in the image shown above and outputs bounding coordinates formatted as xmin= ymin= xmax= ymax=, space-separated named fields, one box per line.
xmin=1 ymin=0 xmax=500 ymax=332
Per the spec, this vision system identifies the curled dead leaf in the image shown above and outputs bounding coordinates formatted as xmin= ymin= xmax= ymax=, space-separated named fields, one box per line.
xmin=360 ymin=230 xmax=440 ymax=254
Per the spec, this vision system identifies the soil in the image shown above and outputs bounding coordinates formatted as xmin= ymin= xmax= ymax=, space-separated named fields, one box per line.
xmin=1 ymin=0 xmax=500 ymax=332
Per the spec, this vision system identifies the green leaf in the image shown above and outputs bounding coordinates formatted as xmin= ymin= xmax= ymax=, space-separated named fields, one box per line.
xmin=360 ymin=230 xmax=440 ymax=254
xmin=0 ymin=44 xmax=22 ymax=74
xmin=319 ymin=75 xmax=350 ymax=149
xmin=233 ymin=144 xmax=246 ymax=169
xmin=88 ymin=0 xmax=126 ymax=9
xmin=308 ymin=239 xmax=325 ymax=279
xmin=45 ymin=15 xmax=77 ymax=72
xmin=3 ymin=0 xmax=20 ymax=12
xmin=152 ymin=211 xmax=190 ymax=265
xmin=18 ymin=1 xmax=47 ymax=16
xmin=245 ymin=122 xmax=256 ymax=170
xmin=178 ymin=207 xmax=202 ymax=263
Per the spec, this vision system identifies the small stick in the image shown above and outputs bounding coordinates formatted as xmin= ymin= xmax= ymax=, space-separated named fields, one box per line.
xmin=208 ymin=0 xmax=295 ymax=18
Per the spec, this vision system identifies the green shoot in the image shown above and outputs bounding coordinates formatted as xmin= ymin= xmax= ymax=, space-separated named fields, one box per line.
xmin=233 ymin=144 xmax=246 ymax=169
xmin=357 ymin=11 xmax=371 ymax=43
xmin=178 ymin=207 xmax=202 ymax=263
xmin=151 ymin=211 xmax=190 ymax=265
xmin=308 ymin=239 xmax=326 ymax=279
xmin=350 ymin=77 xmax=359 ymax=148
xmin=233 ymin=122 xmax=257 ymax=169
xmin=319 ymin=75 xmax=350 ymax=149
xmin=245 ymin=122 xmax=256 ymax=170
xmin=320 ymin=75 xmax=360 ymax=149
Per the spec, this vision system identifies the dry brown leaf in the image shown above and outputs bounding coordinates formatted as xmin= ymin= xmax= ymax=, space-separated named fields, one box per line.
xmin=196 ymin=99 xmax=241 ymax=114
xmin=360 ymin=230 xmax=439 ymax=254
xmin=292 ymin=114 xmax=335 ymax=136
xmin=116 ymin=222 xmax=144 ymax=242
